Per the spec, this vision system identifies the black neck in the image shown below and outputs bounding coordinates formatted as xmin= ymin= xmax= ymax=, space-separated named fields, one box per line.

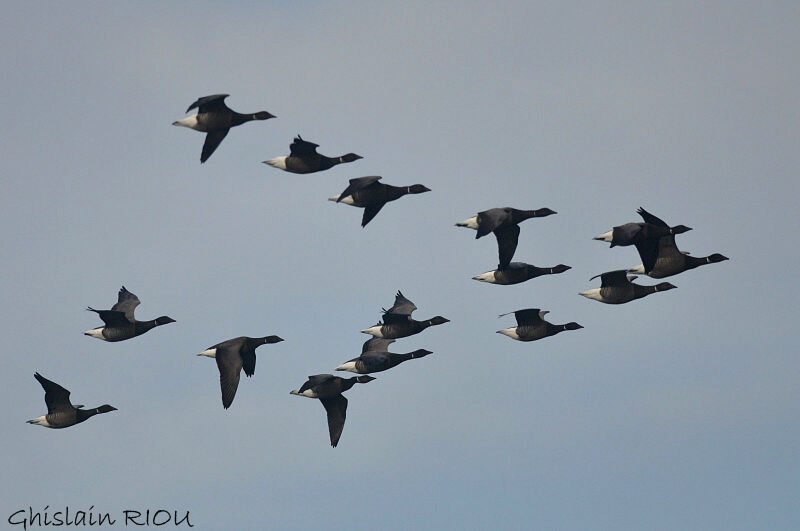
xmin=135 ymin=320 xmax=159 ymax=334
xmin=76 ymin=407 xmax=101 ymax=423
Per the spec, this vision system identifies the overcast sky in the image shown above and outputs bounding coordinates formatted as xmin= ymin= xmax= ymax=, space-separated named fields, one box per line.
xmin=2 ymin=2 xmax=798 ymax=529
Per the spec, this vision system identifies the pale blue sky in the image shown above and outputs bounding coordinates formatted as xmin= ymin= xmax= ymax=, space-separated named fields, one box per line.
xmin=2 ymin=2 xmax=798 ymax=529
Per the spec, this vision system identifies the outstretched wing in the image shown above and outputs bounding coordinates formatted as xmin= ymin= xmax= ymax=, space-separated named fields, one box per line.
xmin=320 ymin=395 xmax=348 ymax=447
xmin=361 ymin=202 xmax=387 ymax=227
xmin=475 ymin=208 xmax=509 ymax=239
xmin=383 ymin=291 xmax=417 ymax=316
xmin=590 ymin=270 xmax=632 ymax=287
xmin=87 ymin=307 xmax=130 ymax=327
xmin=216 ymin=348 xmax=244 ymax=409
xmin=499 ymin=308 xmax=545 ymax=326
xmin=201 ymin=129 xmax=230 ymax=163
xmin=34 ymin=372 xmax=74 ymax=414
xmin=186 ymin=94 xmax=230 ymax=113
xmin=110 ymin=286 xmax=140 ymax=322
xmin=362 ymin=337 xmax=395 ymax=353
xmin=495 ymin=224 xmax=520 ymax=268
xmin=299 ymin=374 xmax=335 ymax=393
xmin=338 ymin=176 xmax=382 ymax=203
xmin=637 ymin=207 xmax=669 ymax=228
xmin=289 ymin=135 xmax=320 ymax=156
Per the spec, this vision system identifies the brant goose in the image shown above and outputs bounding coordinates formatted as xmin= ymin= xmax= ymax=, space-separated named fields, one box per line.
xmin=263 ymin=135 xmax=362 ymax=174
xmin=579 ymin=270 xmax=676 ymax=304
xmin=473 ymin=262 xmax=571 ymax=285
xmin=629 ymin=234 xmax=729 ymax=278
xmin=198 ymin=335 xmax=284 ymax=409
xmin=85 ymin=286 xmax=175 ymax=342
xmin=27 ymin=373 xmax=116 ymax=429
xmin=497 ymin=309 xmax=583 ymax=342
xmin=594 ymin=207 xmax=692 ymax=253
xmin=328 ymin=176 xmax=430 ymax=227
xmin=361 ymin=291 xmax=449 ymax=339
xmin=456 ymin=207 xmax=557 ymax=268
xmin=335 ymin=338 xmax=432 ymax=374
xmin=290 ymin=374 xmax=375 ymax=447
xmin=173 ymin=94 xmax=275 ymax=163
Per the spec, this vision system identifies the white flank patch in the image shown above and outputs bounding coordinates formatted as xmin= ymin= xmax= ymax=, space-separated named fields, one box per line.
xmin=263 ymin=156 xmax=288 ymax=170
xmin=84 ymin=328 xmax=106 ymax=340
xmin=198 ymin=348 xmax=217 ymax=358
xmin=579 ymin=288 xmax=604 ymax=301
xmin=472 ymin=271 xmax=497 ymax=283
xmin=627 ymin=264 xmax=645 ymax=274
xmin=328 ymin=194 xmax=356 ymax=205
xmin=497 ymin=328 xmax=521 ymax=340
xmin=456 ymin=216 xmax=479 ymax=230
xmin=172 ymin=115 xmax=200 ymax=130
xmin=360 ymin=325 xmax=384 ymax=338
xmin=290 ymin=389 xmax=318 ymax=398
xmin=27 ymin=415 xmax=53 ymax=428
xmin=335 ymin=361 xmax=358 ymax=373
xmin=594 ymin=230 xmax=613 ymax=242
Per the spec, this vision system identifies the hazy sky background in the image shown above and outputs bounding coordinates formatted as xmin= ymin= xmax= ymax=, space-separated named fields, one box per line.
xmin=2 ymin=2 xmax=798 ymax=529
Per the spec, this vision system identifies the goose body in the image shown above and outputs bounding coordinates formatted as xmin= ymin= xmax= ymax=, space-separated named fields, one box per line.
xmin=198 ymin=335 xmax=283 ymax=409
xmin=497 ymin=309 xmax=583 ymax=342
xmin=594 ymin=207 xmax=691 ymax=250
xmin=579 ymin=270 xmax=676 ymax=304
xmin=173 ymin=94 xmax=274 ymax=163
xmin=335 ymin=338 xmax=432 ymax=374
xmin=290 ymin=374 xmax=374 ymax=447
xmin=472 ymin=262 xmax=571 ymax=285
xmin=632 ymin=235 xmax=729 ymax=278
xmin=329 ymin=176 xmax=430 ymax=227
xmin=85 ymin=286 xmax=175 ymax=342
xmin=27 ymin=373 xmax=116 ymax=429
xmin=263 ymin=135 xmax=361 ymax=174
xmin=361 ymin=291 xmax=449 ymax=339
xmin=456 ymin=207 xmax=557 ymax=268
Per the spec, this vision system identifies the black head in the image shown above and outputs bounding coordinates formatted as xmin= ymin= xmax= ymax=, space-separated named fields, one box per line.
xmin=356 ymin=375 xmax=376 ymax=384
xmin=412 ymin=349 xmax=433 ymax=357
xmin=563 ymin=322 xmax=584 ymax=331
xmin=254 ymin=111 xmax=275 ymax=120
xmin=341 ymin=153 xmax=363 ymax=163
xmin=155 ymin=316 xmax=176 ymax=326
xmin=429 ymin=316 xmax=450 ymax=326
xmin=707 ymin=253 xmax=729 ymax=263
xmin=551 ymin=264 xmax=571 ymax=274
xmin=409 ymin=184 xmax=431 ymax=194
xmin=656 ymin=282 xmax=678 ymax=291
xmin=263 ymin=335 xmax=284 ymax=344
xmin=671 ymin=224 xmax=692 ymax=234
xmin=536 ymin=207 xmax=557 ymax=217
xmin=96 ymin=405 xmax=117 ymax=414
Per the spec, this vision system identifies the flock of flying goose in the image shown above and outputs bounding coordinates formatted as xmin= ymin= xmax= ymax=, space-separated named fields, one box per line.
xmin=28 ymin=94 xmax=729 ymax=448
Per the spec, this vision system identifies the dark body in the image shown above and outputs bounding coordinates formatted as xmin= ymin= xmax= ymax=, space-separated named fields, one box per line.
xmin=28 ymin=373 xmax=116 ymax=429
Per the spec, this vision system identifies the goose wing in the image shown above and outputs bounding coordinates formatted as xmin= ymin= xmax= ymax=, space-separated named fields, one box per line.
xmin=361 ymin=202 xmax=387 ymax=227
xmin=590 ymin=270 xmax=632 ymax=287
xmin=110 ymin=286 xmax=140 ymax=322
xmin=320 ymin=395 xmax=348 ymax=447
xmin=382 ymin=291 xmax=417 ymax=316
xmin=362 ymin=337 xmax=395 ymax=353
xmin=289 ymin=135 xmax=320 ymax=156
xmin=186 ymin=94 xmax=230 ymax=114
xmin=494 ymin=224 xmax=520 ymax=269
xmin=215 ymin=347 xmax=243 ymax=409
xmin=201 ymin=129 xmax=229 ymax=163
xmin=337 ymin=176 xmax=382 ymax=203
xmin=637 ymin=207 xmax=669 ymax=227
xmin=299 ymin=374 xmax=335 ymax=393
xmin=34 ymin=372 xmax=74 ymax=414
